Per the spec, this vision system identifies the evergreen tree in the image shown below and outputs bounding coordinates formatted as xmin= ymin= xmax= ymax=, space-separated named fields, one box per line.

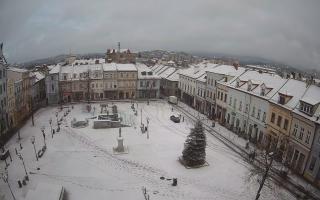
xmin=182 ymin=120 xmax=206 ymax=167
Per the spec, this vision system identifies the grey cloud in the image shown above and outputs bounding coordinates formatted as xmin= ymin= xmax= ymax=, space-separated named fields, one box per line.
xmin=0 ymin=0 xmax=320 ymax=70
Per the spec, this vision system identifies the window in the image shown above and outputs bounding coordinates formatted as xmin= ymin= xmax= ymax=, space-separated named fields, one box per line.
xmin=309 ymin=156 xmax=316 ymax=171
xmin=279 ymin=96 xmax=285 ymax=105
xmin=299 ymin=127 xmax=304 ymax=140
xmin=245 ymin=104 xmax=249 ymax=113
xmin=233 ymin=99 xmax=237 ymax=109
xmin=306 ymin=131 xmax=311 ymax=144
xmin=217 ymin=91 xmax=220 ymax=99
xmin=251 ymin=106 xmax=255 ymax=117
xmin=262 ymin=112 xmax=266 ymax=122
xmin=293 ymin=124 xmax=298 ymax=137
xmin=229 ymin=97 xmax=232 ymax=106
xmin=300 ymin=102 xmax=313 ymax=115
xmin=257 ymin=109 xmax=261 ymax=120
xmin=277 ymin=116 xmax=282 ymax=127
xmin=283 ymin=119 xmax=289 ymax=130
xmin=224 ymin=94 xmax=227 ymax=102
xmin=271 ymin=112 xmax=275 ymax=123
xmin=73 ymin=74 xmax=77 ymax=78
xmin=239 ymin=101 xmax=242 ymax=111
xmin=140 ymin=81 xmax=143 ymax=87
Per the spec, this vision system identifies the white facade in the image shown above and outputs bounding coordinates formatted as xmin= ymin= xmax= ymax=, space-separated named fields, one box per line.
xmin=46 ymin=65 xmax=61 ymax=104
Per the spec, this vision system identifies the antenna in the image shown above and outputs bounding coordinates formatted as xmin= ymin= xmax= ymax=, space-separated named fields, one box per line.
xmin=118 ymin=42 xmax=120 ymax=53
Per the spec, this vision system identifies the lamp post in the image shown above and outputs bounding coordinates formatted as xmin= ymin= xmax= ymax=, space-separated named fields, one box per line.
xmin=1 ymin=171 xmax=16 ymax=200
xmin=55 ymin=112 xmax=58 ymax=125
xmin=30 ymin=136 xmax=38 ymax=161
xmin=49 ymin=118 xmax=53 ymax=138
xmin=146 ymin=117 xmax=150 ymax=139
xmin=17 ymin=153 xmax=28 ymax=179
xmin=41 ymin=126 xmax=46 ymax=147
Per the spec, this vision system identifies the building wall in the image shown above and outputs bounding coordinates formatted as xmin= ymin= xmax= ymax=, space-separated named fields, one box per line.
xmin=286 ymin=113 xmax=315 ymax=174
xmin=6 ymin=79 xmax=15 ymax=128
xmin=117 ymin=71 xmax=137 ymax=99
xmin=0 ymin=64 xmax=7 ymax=134
xmin=304 ymin=124 xmax=320 ymax=185
xmin=266 ymin=103 xmax=292 ymax=160
xmin=45 ymin=73 xmax=60 ymax=104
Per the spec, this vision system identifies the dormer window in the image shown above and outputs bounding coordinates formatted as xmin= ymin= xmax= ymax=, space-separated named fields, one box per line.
xmin=260 ymin=84 xmax=266 ymax=96
xmin=278 ymin=92 xmax=292 ymax=105
xmin=148 ymin=72 xmax=153 ymax=75
xmin=247 ymin=80 xmax=252 ymax=91
xmin=236 ymin=78 xmax=240 ymax=88
xmin=279 ymin=96 xmax=286 ymax=105
xmin=300 ymin=101 xmax=313 ymax=116
xmin=141 ymin=71 xmax=146 ymax=76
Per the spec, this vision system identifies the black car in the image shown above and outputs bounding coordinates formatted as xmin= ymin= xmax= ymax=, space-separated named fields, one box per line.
xmin=170 ymin=115 xmax=180 ymax=123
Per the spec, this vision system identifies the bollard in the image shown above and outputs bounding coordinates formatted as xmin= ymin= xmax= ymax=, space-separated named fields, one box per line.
xmin=18 ymin=180 xmax=22 ymax=188
xmin=172 ymin=178 xmax=177 ymax=186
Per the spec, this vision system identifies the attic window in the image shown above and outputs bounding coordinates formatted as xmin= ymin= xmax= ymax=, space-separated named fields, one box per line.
xmin=141 ymin=71 xmax=146 ymax=75
xmin=148 ymin=72 xmax=153 ymax=75
xmin=247 ymin=81 xmax=252 ymax=91
xmin=300 ymin=101 xmax=313 ymax=116
xmin=236 ymin=79 xmax=240 ymax=88
xmin=279 ymin=96 xmax=285 ymax=105
xmin=261 ymin=88 xmax=265 ymax=96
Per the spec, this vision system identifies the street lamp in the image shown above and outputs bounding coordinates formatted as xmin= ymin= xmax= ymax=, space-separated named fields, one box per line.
xmin=146 ymin=117 xmax=150 ymax=139
xmin=17 ymin=153 xmax=28 ymax=179
xmin=1 ymin=170 xmax=16 ymax=200
xmin=49 ymin=118 xmax=53 ymax=138
xmin=30 ymin=136 xmax=38 ymax=161
xmin=55 ymin=112 xmax=58 ymax=125
xmin=41 ymin=126 xmax=46 ymax=147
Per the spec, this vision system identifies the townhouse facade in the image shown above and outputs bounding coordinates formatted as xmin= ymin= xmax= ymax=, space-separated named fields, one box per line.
xmin=7 ymin=67 xmax=32 ymax=125
xmin=0 ymin=46 xmax=7 ymax=135
xmin=46 ymin=65 xmax=60 ymax=104
xmin=136 ymin=64 xmax=161 ymax=99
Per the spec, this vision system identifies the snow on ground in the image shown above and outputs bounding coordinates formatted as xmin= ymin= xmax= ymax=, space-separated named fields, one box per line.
xmin=0 ymin=101 xmax=296 ymax=200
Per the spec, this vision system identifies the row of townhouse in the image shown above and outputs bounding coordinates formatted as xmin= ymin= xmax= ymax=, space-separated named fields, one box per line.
xmin=178 ymin=61 xmax=320 ymax=186
xmin=219 ymin=73 xmax=320 ymax=185
xmin=0 ymin=44 xmax=46 ymax=140
xmin=46 ymin=59 xmax=161 ymax=104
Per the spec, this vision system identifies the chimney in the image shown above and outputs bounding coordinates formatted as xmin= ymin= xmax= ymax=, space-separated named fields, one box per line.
xmin=291 ymin=72 xmax=296 ymax=79
xmin=233 ymin=62 xmax=239 ymax=70
xmin=118 ymin=42 xmax=121 ymax=53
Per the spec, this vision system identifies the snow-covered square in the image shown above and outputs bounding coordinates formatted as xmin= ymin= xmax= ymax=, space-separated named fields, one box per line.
xmin=0 ymin=101 xmax=295 ymax=200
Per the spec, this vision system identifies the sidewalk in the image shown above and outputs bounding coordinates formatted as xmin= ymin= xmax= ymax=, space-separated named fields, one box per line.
xmin=176 ymin=100 xmax=320 ymax=199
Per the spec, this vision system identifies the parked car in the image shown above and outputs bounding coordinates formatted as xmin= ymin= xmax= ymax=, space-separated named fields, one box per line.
xmin=170 ymin=115 xmax=180 ymax=123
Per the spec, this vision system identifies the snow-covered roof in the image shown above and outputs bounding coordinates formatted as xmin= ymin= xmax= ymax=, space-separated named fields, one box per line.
xmin=158 ymin=67 xmax=176 ymax=78
xmin=299 ymin=85 xmax=320 ymax=106
xmin=206 ymin=65 xmax=246 ymax=77
xmin=270 ymin=79 xmax=308 ymax=109
xmin=30 ymin=72 xmax=45 ymax=83
xmin=49 ymin=65 xmax=61 ymax=74
xmin=227 ymin=70 xmax=287 ymax=99
xmin=166 ymin=69 xmax=180 ymax=82
xmin=136 ymin=63 xmax=160 ymax=79
xmin=25 ymin=182 xmax=64 ymax=200
xmin=102 ymin=63 xmax=117 ymax=71
xmin=7 ymin=67 xmax=29 ymax=73
xmin=116 ymin=64 xmax=137 ymax=71
xmin=179 ymin=62 xmax=218 ymax=79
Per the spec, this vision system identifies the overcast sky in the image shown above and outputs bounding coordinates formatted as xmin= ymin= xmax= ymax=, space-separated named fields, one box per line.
xmin=1 ymin=0 xmax=320 ymax=69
